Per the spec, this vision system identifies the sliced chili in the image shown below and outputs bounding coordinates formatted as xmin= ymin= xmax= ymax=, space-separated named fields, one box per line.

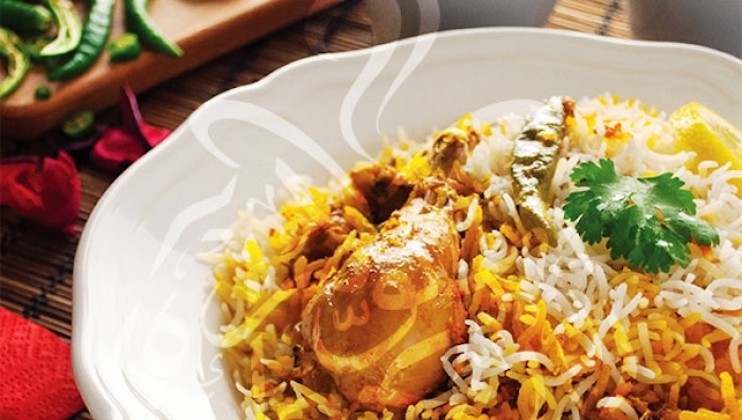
xmin=62 ymin=110 xmax=96 ymax=138
xmin=108 ymin=32 xmax=141 ymax=62
xmin=40 ymin=0 xmax=82 ymax=57
xmin=48 ymin=0 xmax=115 ymax=80
xmin=0 ymin=27 xmax=30 ymax=98
xmin=25 ymin=34 xmax=54 ymax=60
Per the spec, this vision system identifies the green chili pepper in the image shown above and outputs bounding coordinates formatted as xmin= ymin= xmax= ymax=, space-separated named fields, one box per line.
xmin=0 ymin=0 xmax=53 ymax=33
xmin=62 ymin=110 xmax=96 ymax=138
xmin=26 ymin=35 xmax=71 ymax=71
xmin=511 ymin=96 xmax=567 ymax=246
xmin=35 ymin=85 xmax=52 ymax=100
xmin=24 ymin=35 xmax=54 ymax=60
xmin=40 ymin=0 xmax=82 ymax=57
xmin=0 ymin=27 xmax=31 ymax=98
xmin=48 ymin=0 xmax=115 ymax=80
xmin=124 ymin=0 xmax=183 ymax=58
xmin=109 ymin=32 xmax=141 ymax=62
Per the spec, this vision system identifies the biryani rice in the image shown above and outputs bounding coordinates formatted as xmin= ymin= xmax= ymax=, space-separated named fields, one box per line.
xmin=204 ymin=94 xmax=742 ymax=419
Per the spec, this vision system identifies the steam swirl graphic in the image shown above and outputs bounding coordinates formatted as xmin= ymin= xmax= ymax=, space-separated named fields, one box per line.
xmin=125 ymin=6 xmax=538 ymax=417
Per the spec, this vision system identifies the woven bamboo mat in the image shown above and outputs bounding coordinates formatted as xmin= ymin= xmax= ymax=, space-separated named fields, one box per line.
xmin=0 ymin=0 xmax=628 ymax=417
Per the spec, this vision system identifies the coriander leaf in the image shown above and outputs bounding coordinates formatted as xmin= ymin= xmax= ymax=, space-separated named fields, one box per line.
xmin=563 ymin=159 xmax=720 ymax=273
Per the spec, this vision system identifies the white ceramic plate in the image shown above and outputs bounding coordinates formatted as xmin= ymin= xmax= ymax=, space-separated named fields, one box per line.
xmin=73 ymin=28 xmax=742 ymax=419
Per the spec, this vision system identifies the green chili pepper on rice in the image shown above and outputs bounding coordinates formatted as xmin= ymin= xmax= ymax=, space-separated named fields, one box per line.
xmin=511 ymin=96 xmax=570 ymax=246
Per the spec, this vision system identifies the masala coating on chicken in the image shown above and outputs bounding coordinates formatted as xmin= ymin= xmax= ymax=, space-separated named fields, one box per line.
xmin=301 ymin=198 xmax=468 ymax=411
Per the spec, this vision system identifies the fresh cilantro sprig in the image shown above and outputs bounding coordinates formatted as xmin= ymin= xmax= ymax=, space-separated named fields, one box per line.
xmin=563 ymin=159 xmax=719 ymax=273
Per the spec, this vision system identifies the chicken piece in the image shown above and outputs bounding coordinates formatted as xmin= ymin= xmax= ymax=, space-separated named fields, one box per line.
xmin=349 ymin=163 xmax=413 ymax=224
xmin=301 ymin=198 xmax=467 ymax=411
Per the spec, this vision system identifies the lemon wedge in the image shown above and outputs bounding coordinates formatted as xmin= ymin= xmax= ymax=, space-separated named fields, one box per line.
xmin=671 ymin=102 xmax=742 ymax=195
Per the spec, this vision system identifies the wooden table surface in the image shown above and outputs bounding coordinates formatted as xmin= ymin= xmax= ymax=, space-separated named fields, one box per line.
xmin=0 ymin=0 xmax=629 ymax=417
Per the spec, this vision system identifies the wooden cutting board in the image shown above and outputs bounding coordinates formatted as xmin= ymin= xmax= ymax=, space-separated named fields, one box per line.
xmin=0 ymin=0 xmax=341 ymax=140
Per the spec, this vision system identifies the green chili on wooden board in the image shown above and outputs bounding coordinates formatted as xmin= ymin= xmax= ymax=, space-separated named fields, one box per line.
xmin=108 ymin=32 xmax=141 ymax=62
xmin=48 ymin=0 xmax=115 ymax=80
xmin=511 ymin=96 xmax=568 ymax=246
xmin=35 ymin=85 xmax=52 ymax=100
xmin=0 ymin=0 xmax=184 ymax=98
xmin=62 ymin=110 xmax=96 ymax=138
xmin=0 ymin=0 xmax=53 ymax=33
xmin=40 ymin=0 xmax=82 ymax=56
xmin=24 ymin=35 xmax=54 ymax=59
xmin=0 ymin=27 xmax=31 ymax=98
xmin=124 ymin=0 xmax=183 ymax=57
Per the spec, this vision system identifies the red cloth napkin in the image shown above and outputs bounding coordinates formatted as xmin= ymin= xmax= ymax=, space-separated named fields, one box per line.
xmin=0 ymin=307 xmax=85 ymax=419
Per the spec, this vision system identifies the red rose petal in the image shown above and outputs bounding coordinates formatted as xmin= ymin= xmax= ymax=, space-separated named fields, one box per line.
xmin=88 ymin=124 xmax=171 ymax=172
xmin=39 ymin=152 xmax=82 ymax=233
xmin=119 ymin=85 xmax=171 ymax=148
xmin=119 ymin=84 xmax=149 ymax=146
xmin=0 ymin=157 xmax=43 ymax=217
xmin=90 ymin=87 xmax=172 ymax=172
xmin=141 ymin=123 xmax=171 ymax=147
xmin=0 ymin=152 xmax=80 ymax=233
xmin=90 ymin=127 xmax=146 ymax=171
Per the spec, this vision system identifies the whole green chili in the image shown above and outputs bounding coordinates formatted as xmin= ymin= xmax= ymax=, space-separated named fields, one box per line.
xmin=511 ymin=96 xmax=567 ymax=246
xmin=124 ymin=0 xmax=183 ymax=57
xmin=0 ymin=27 xmax=30 ymax=98
xmin=48 ymin=0 xmax=115 ymax=80
xmin=0 ymin=0 xmax=53 ymax=33
xmin=40 ymin=0 xmax=82 ymax=56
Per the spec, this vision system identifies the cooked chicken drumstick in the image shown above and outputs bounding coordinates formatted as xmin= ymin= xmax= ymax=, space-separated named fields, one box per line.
xmin=301 ymin=198 xmax=467 ymax=411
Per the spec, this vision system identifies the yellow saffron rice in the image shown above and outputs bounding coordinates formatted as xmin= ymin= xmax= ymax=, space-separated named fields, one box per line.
xmin=203 ymin=95 xmax=742 ymax=419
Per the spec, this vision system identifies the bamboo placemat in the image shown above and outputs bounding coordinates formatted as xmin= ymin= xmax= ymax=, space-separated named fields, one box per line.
xmin=0 ymin=0 xmax=629 ymax=417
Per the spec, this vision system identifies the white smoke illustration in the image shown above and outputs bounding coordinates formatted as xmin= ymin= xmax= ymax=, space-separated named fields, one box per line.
xmin=116 ymin=3 xmax=540 ymax=418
